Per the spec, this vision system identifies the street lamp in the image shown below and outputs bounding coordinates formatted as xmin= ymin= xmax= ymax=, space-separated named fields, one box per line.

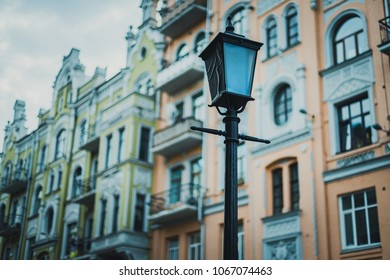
xmin=191 ymin=17 xmax=270 ymax=260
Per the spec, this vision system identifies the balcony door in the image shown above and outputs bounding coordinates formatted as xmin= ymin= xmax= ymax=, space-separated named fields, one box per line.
xmin=169 ymin=166 xmax=183 ymax=204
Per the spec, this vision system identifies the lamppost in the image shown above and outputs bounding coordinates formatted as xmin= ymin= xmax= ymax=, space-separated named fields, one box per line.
xmin=191 ymin=18 xmax=270 ymax=260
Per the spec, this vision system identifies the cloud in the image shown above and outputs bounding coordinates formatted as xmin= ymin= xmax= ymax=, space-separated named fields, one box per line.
xmin=0 ymin=0 xmax=142 ymax=151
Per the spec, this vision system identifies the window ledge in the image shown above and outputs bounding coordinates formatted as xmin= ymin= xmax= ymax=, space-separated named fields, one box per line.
xmin=319 ymin=50 xmax=372 ymax=77
xmin=340 ymin=244 xmax=381 ymax=256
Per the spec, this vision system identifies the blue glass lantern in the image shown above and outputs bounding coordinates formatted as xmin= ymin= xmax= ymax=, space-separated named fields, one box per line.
xmin=199 ymin=18 xmax=262 ymax=111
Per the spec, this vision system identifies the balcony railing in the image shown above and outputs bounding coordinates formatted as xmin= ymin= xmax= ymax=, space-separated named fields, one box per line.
xmin=0 ymin=169 xmax=28 ymax=194
xmin=149 ymin=183 xmax=201 ymax=224
xmin=80 ymin=123 xmax=100 ymax=152
xmin=153 ymin=117 xmax=203 ymax=157
xmin=378 ymin=16 xmax=390 ymax=55
xmin=71 ymin=176 xmax=97 ymax=205
xmin=157 ymin=52 xmax=204 ymax=95
xmin=160 ymin=0 xmax=207 ymax=38
xmin=0 ymin=214 xmax=23 ymax=238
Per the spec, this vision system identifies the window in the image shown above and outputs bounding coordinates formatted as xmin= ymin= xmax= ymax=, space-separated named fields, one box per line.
xmin=134 ymin=193 xmax=146 ymax=232
xmin=167 ymin=237 xmax=179 ymax=260
xmin=99 ymin=199 xmax=107 ymax=236
xmin=46 ymin=207 xmax=54 ymax=236
xmin=188 ymin=232 xmax=201 ymax=260
xmin=190 ymin=158 xmax=202 ymax=187
xmin=32 ymin=186 xmax=42 ymax=215
xmin=194 ymin=32 xmax=206 ymax=54
xmin=138 ymin=127 xmax=151 ymax=161
xmin=176 ymin=44 xmax=189 ymax=61
xmin=289 ymin=163 xmax=300 ymax=211
xmin=274 ymin=85 xmax=292 ymax=125
xmin=72 ymin=167 xmax=82 ymax=198
xmin=230 ymin=8 xmax=246 ymax=35
xmin=55 ymin=129 xmax=66 ymax=159
xmin=266 ymin=18 xmax=278 ymax=58
xmin=272 ymin=168 xmax=283 ymax=215
xmin=39 ymin=145 xmax=46 ymax=171
xmin=238 ymin=222 xmax=244 ymax=260
xmin=339 ymin=188 xmax=380 ymax=249
xmin=79 ymin=120 xmax=87 ymax=146
xmin=286 ymin=6 xmax=299 ymax=47
xmin=65 ymin=222 xmax=77 ymax=258
xmin=170 ymin=166 xmax=183 ymax=204
xmin=105 ymin=134 xmax=112 ymax=169
xmin=118 ymin=128 xmax=125 ymax=162
xmin=333 ymin=16 xmax=364 ymax=65
xmin=237 ymin=143 xmax=246 ymax=183
xmin=57 ymin=169 xmax=62 ymax=190
xmin=192 ymin=93 xmax=204 ymax=121
xmin=112 ymin=195 xmax=120 ymax=233
xmin=337 ymin=95 xmax=372 ymax=153
xmin=175 ymin=102 xmax=184 ymax=122
xmin=47 ymin=171 xmax=54 ymax=194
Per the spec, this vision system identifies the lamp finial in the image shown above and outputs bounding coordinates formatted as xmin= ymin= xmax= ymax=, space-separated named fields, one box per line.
xmin=225 ymin=16 xmax=235 ymax=33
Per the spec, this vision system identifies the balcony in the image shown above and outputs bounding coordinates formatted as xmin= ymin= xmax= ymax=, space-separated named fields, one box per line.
xmin=156 ymin=53 xmax=204 ymax=95
xmin=0 ymin=214 xmax=23 ymax=238
xmin=149 ymin=183 xmax=201 ymax=224
xmin=0 ymin=169 xmax=28 ymax=194
xmin=71 ymin=176 xmax=97 ymax=205
xmin=91 ymin=230 xmax=149 ymax=259
xmin=80 ymin=123 xmax=100 ymax=152
xmin=378 ymin=16 xmax=390 ymax=55
xmin=160 ymin=0 xmax=207 ymax=38
xmin=153 ymin=117 xmax=203 ymax=157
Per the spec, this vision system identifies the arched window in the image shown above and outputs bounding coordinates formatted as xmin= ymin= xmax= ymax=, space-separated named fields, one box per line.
xmin=32 ymin=186 xmax=42 ymax=215
xmin=72 ymin=167 xmax=82 ymax=198
xmin=79 ymin=120 xmax=87 ymax=146
xmin=46 ymin=207 xmax=54 ymax=235
xmin=194 ymin=32 xmax=206 ymax=54
xmin=47 ymin=171 xmax=55 ymax=194
xmin=333 ymin=15 xmax=364 ymax=65
xmin=176 ymin=44 xmax=189 ymax=61
xmin=274 ymin=85 xmax=292 ymax=125
xmin=230 ymin=8 xmax=246 ymax=35
xmin=55 ymin=129 xmax=66 ymax=159
xmin=286 ymin=6 xmax=299 ymax=47
xmin=268 ymin=159 xmax=300 ymax=216
xmin=266 ymin=18 xmax=278 ymax=58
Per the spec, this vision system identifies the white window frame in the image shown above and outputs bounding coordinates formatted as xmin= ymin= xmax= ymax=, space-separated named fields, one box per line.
xmin=338 ymin=189 xmax=381 ymax=250
xmin=167 ymin=237 xmax=179 ymax=260
xmin=188 ymin=232 xmax=201 ymax=260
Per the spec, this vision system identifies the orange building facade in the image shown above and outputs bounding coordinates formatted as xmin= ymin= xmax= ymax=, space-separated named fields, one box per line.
xmin=150 ymin=0 xmax=390 ymax=260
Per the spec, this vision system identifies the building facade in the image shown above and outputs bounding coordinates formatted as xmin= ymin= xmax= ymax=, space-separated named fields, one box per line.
xmin=1 ymin=0 xmax=389 ymax=260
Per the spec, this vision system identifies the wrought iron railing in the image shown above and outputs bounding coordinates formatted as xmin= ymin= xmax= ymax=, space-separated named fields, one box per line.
xmin=379 ymin=16 xmax=390 ymax=44
xmin=0 ymin=214 xmax=24 ymax=231
xmin=71 ymin=176 xmax=97 ymax=200
xmin=160 ymin=0 xmax=207 ymax=25
xmin=150 ymin=183 xmax=201 ymax=215
xmin=0 ymin=169 xmax=27 ymax=190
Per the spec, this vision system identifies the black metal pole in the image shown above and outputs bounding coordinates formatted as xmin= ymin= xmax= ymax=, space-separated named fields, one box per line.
xmin=223 ymin=108 xmax=239 ymax=260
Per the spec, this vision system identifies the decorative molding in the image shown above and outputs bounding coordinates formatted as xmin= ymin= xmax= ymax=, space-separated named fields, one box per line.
xmin=324 ymin=154 xmax=390 ymax=183
xmin=267 ymin=237 xmax=299 ymax=260
xmin=336 ymin=151 xmax=375 ymax=168
xmin=257 ymin=0 xmax=283 ymax=16
xmin=323 ymin=55 xmax=374 ymax=102
xmin=262 ymin=212 xmax=301 ymax=239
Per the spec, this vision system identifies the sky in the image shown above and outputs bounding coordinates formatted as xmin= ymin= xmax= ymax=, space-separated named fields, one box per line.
xmin=0 ymin=0 xmax=142 ymax=151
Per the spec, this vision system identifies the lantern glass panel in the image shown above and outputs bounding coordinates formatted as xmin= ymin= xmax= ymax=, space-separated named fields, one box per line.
xmin=223 ymin=42 xmax=256 ymax=97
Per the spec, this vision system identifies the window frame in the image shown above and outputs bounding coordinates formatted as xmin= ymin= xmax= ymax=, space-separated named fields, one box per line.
xmin=338 ymin=188 xmax=381 ymax=250
xmin=266 ymin=17 xmax=278 ymax=58
xmin=274 ymin=84 xmax=293 ymax=126
xmin=167 ymin=237 xmax=179 ymax=260
xmin=336 ymin=93 xmax=372 ymax=153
